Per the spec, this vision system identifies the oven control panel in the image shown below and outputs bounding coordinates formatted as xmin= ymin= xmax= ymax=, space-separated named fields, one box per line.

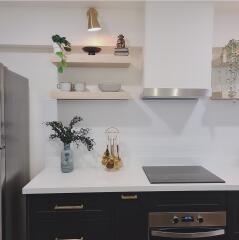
xmin=172 ymin=215 xmax=204 ymax=224
xmin=149 ymin=211 xmax=226 ymax=228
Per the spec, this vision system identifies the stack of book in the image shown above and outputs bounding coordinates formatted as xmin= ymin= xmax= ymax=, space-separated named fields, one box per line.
xmin=114 ymin=48 xmax=129 ymax=56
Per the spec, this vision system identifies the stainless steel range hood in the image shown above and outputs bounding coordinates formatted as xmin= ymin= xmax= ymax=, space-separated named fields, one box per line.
xmin=142 ymin=88 xmax=208 ymax=99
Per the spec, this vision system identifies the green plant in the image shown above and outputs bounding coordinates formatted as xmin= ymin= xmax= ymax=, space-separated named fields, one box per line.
xmin=224 ymin=39 xmax=239 ymax=64
xmin=223 ymin=39 xmax=239 ymax=98
xmin=52 ymin=34 xmax=72 ymax=73
xmin=45 ymin=116 xmax=95 ymax=151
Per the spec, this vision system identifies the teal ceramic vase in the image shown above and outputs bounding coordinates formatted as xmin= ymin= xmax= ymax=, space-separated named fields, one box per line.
xmin=61 ymin=143 xmax=73 ymax=173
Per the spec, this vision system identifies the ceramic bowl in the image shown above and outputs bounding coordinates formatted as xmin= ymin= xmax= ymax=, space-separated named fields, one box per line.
xmin=82 ymin=46 xmax=101 ymax=55
xmin=98 ymin=83 xmax=121 ymax=92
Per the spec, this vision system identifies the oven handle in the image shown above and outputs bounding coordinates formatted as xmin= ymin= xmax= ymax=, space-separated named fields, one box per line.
xmin=151 ymin=228 xmax=225 ymax=239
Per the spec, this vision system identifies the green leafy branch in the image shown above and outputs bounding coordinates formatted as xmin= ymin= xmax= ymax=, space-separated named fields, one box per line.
xmin=45 ymin=116 xmax=95 ymax=151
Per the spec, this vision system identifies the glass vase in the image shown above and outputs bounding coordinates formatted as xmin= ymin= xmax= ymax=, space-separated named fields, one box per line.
xmin=61 ymin=143 xmax=73 ymax=173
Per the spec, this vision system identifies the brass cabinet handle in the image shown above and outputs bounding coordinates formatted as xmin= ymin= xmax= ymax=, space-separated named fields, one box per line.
xmin=55 ymin=238 xmax=84 ymax=240
xmin=121 ymin=194 xmax=138 ymax=200
xmin=54 ymin=204 xmax=84 ymax=210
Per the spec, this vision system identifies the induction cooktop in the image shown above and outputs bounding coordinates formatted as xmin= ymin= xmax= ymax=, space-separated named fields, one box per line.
xmin=143 ymin=166 xmax=225 ymax=184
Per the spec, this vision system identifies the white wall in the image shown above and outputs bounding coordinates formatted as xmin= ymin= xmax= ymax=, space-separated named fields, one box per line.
xmin=1 ymin=2 xmax=239 ymax=178
xmin=0 ymin=2 xmax=144 ymax=177
xmin=213 ymin=3 xmax=239 ymax=47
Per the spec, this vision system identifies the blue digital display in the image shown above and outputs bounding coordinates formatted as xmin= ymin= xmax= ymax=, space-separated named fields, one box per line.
xmin=181 ymin=216 xmax=194 ymax=222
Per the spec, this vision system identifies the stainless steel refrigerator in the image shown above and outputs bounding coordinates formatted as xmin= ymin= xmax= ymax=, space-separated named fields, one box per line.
xmin=0 ymin=63 xmax=29 ymax=240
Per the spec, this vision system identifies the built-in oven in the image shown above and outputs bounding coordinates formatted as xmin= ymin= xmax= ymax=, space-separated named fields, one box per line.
xmin=149 ymin=211 xmax=226 ymax=239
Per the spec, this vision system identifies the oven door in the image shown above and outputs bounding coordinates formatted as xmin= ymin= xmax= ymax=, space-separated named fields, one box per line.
xmin=150 ymin=227 xmax=226 ymax=240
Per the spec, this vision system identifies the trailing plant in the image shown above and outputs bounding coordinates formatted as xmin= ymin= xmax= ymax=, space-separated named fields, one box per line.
xmin=45 ymin=116 xmax=95 ymax=151
xmin=52 ymin=34 xmax=72 ymax=73
xmin=224 ymin=39 xmax=239 ymax=64
xmin=222 ymin=39 xmax=239 ymax=98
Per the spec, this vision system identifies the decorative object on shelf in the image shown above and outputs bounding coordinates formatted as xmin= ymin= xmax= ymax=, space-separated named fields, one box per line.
xmin=87 ymin=8 xmax=102 ymax=32
xmin=101 ymin=127 xmax=123 ymax=170
xmin=45 ymin=116 xmax=95 ymax=173
xmin=74 ymin=82 xmax=86 ymax=92
xmin=82 ymin=46 xmax=101 ymax=55
xmin=114 ymin=34 xmax=129 ymax=56
xmin=57 ymin=82 xmax=72 ymax=92
xmin=52 ymin=34 xmax=72 ymax=73
xmin=98 ymin=83 xmax=121 ymax=92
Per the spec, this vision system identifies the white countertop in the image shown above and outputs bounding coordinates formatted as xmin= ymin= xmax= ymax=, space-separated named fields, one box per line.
xmin=22 ymin=165 xmax=239 ymax=194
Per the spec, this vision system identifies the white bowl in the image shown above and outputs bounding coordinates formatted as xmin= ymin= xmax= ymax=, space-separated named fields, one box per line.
xmin=98 ymin=83 xmax=121 ymax=92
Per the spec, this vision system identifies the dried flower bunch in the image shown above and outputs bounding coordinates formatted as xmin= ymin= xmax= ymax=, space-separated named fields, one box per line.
xmin=45 ymin=116 xmax=95 ymax=151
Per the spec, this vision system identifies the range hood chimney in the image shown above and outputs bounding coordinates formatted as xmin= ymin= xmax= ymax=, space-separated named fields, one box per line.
xmin=142 ymin=88 xmax=208 ymax=99
xmin=142 ymin=2 xmax=213 ymax=100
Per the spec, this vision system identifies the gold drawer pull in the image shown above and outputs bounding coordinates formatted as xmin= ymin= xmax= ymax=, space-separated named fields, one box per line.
xmin=121 ymin=194 xmax=138 ymax=200
xmin=55 ymin=238 xmax=84 ymax=240
xmin=54 ymin=204 xmax=84 ymax=210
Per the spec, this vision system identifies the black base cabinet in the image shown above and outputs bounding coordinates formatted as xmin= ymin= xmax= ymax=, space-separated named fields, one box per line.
xmin=227 ymin=192 xmax=239 ymax=240
xmin=114 ymin=193 xmax=148 ymax=240
xmin=26 ymin=191 xmax=239 ymax=240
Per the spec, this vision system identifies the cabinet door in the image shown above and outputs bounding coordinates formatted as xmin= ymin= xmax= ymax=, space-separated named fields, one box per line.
xmin=115 ymin=193 xmax=148 ymax=240
xmin=27 ymin=194 xmax=113 ymax=240
xmin=31 ymin=220 xmax=112 ymax=240
xmin=228 ymin=192 xmax=239 ymax=240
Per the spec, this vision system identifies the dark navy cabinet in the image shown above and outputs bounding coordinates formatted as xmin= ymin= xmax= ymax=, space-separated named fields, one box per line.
xmin=26 ymin=191 xmax=238 ymax=240
xmin=227 ymin=191 xmax=239 ymax=240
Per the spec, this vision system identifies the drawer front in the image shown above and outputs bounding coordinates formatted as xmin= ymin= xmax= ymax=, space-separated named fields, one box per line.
xmin=31 ymin=220 xmax=112 ymax=240
xmin=144 ymin=192 xmax=226 ymax=211
xmin=29 ymin=193 xmax=110 ymax=213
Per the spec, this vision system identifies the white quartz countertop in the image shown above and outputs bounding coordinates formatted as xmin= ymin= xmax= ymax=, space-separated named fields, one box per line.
xmin=22 ymin=165 xmax=239 ymax=194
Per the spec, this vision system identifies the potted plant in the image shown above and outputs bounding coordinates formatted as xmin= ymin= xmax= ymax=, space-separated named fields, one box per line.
xmin=45 ymin=116 xmax=95 ymax=173
xmin=52 ymin=34 xmax=72 ymax=73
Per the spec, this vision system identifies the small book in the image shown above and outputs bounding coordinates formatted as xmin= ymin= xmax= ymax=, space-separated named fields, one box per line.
xmin=114 ymin=48 xmax=129 ymax=52
xmin=114 ymin=52 xmax=129 ymax=56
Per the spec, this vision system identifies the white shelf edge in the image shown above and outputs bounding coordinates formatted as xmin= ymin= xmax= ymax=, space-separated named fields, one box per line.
xmin=51 ymin=54 xmax=131 ymax=68
xmin=49 ymin=90 xmax=132 ymax=100
xmin=0 ymin=44 xmax=141 ymax=53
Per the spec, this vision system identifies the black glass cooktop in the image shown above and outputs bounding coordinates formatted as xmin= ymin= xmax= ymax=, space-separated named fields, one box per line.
xmin=143 ymin=166 xmax=225 ymax=184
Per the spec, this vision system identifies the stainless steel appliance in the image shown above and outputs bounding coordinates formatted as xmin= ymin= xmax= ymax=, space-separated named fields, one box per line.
xmin=143 ymin=166 xmax=225 ymax=184
xmin=0 ymin=63 xmax=29 ymax=240
xmin=149 ymin=211 xmax=226 ymax=239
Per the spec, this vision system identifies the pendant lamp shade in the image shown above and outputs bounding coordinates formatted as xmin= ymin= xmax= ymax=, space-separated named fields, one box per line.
xmin=87 ymin=8 xmax=101 ymax=32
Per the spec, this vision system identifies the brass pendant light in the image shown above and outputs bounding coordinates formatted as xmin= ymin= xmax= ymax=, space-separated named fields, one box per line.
xmin=87 ymin=8 xmax=101 ymax=32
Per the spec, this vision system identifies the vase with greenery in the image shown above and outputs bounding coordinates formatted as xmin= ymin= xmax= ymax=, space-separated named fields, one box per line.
xmin=45 ymin=116 xmax=95 ymax=173
xmin=52 ymin=34 xmax=72 ymax=73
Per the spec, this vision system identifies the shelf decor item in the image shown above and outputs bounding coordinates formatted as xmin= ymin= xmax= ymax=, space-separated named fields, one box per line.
xmin=82 ymin=46 xmax=101 ymax=55
xmin=98 ymin=83 xmax=121 ymax=92
xmin=101 ymin=127 xmax=123 ymax=170
xmin=114 ymin=34 xmax=129 ymax=56
xmin=52 ymin=34 xmax=72 ymax=73
xmin=45 ymin=116 xmax=95 ymax=173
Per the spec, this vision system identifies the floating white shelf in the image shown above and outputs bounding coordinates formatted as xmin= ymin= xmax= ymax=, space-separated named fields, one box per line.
xmin=212 ymin=61 xmax=239 ymax=68
xmin=50 ymin=90 xmax=131 ymax=100
xmin=210 ymin=97 xmax=239 ymax=100
xmin=210 ymin=92 xmax=239 ymax=100
xmin=51 ymin=54 xmax=131 ymax=68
